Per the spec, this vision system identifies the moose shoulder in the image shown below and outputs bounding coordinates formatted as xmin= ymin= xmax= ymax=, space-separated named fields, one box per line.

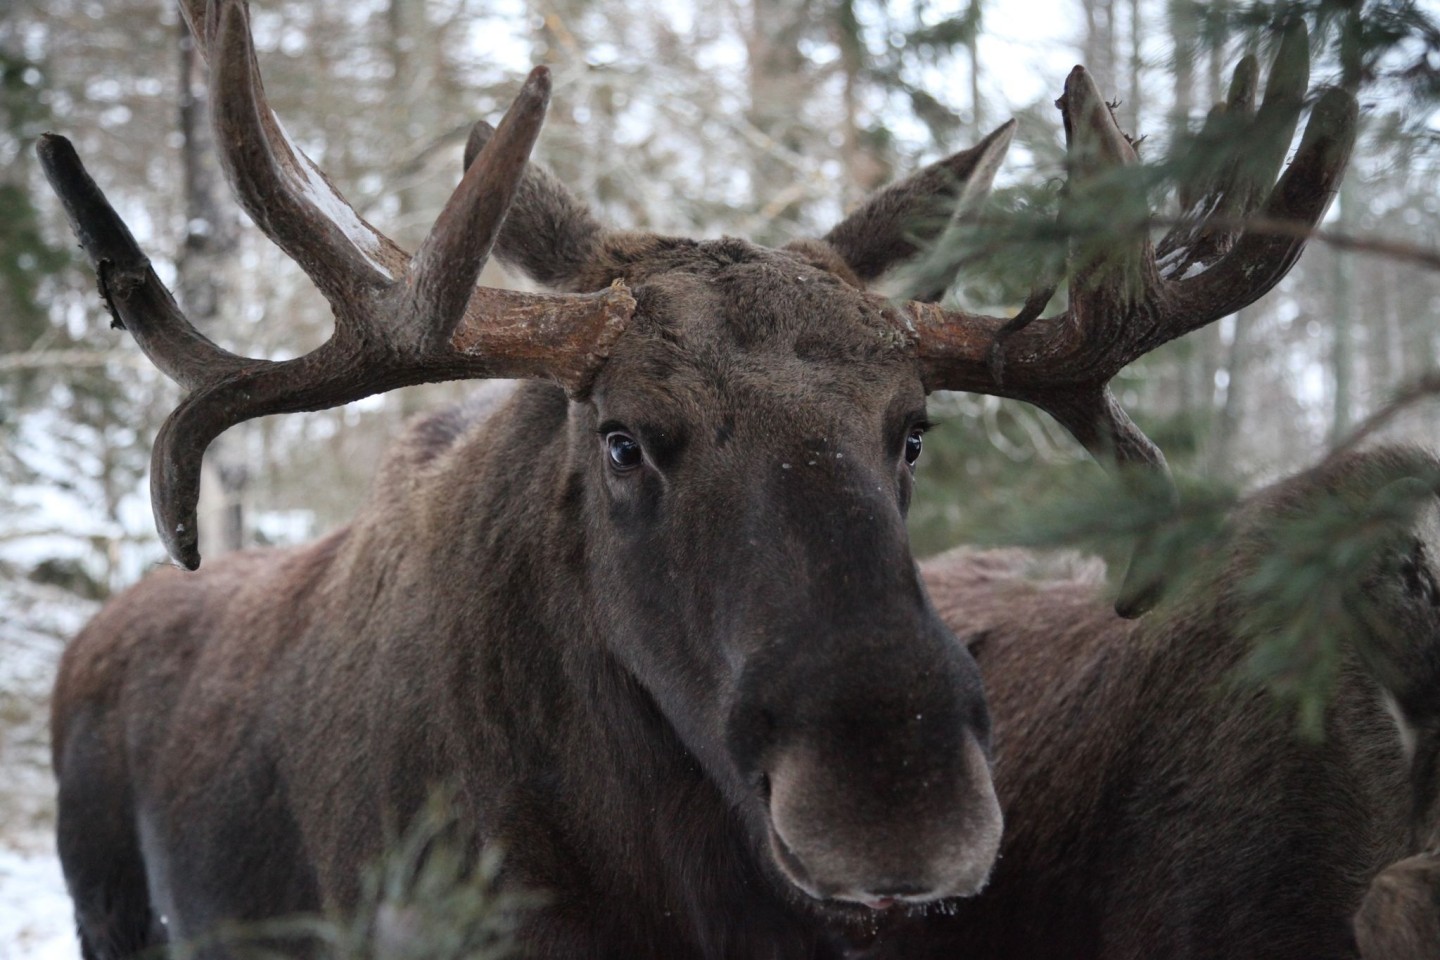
xmin=885 ymin=446 xmax=1440 ymax=960
xmin=42 ymin=3 xmax=1352 ymax=958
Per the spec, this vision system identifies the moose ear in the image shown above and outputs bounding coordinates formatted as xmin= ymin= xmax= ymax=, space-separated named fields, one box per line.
xmin=465 ymin=120 xmax=606 ymax=291
xmin=821 ymin=120 xmax=1016 ymax=302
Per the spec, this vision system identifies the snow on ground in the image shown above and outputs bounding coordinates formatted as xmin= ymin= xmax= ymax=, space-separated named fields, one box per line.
xmin=1 ymin=572 xmax=96 ymax=960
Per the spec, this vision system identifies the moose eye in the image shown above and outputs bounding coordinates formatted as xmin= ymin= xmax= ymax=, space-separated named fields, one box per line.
xmin=904 ymin=429 xmax=925 ymax=466
xmin=606 ymin=432 xmax=644 ymax=472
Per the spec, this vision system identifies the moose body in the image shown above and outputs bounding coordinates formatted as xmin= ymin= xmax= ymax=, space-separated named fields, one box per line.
xmin=42 ymin=3 xmax=1358 ymax=957
xmin=872 ymin=447 xmax=1440 ymax=960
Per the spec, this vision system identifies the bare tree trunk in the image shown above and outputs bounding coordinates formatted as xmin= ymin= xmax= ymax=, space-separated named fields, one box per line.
xmin=386 ymin=0 xmax=443 ymax=418
xmin=1081 ymin=0 xmax=1117 ymax=95
xmin=1124 ymin=0 xmax=1142 ymax=133
xmin=1205 ymin=0 xmax=1228 ymax=105
xmin=1330 ymin=180 xmax=1356 ymax=444
xmin=1167 ymin=0 xmax=1196 ymax=136
xmin=1163 ymin=0 xmax=1200 ymax=442
xmin=1376 ymin=259 xmax=1404 ymax=388
xmin=386 ymin=0 xmax=443 ymax=248
xmin=967 ymin=0 xmax=985 ymax=138
xmin=176 ymin=19 xmax=244 ymax=558
xmin=744 ymin=0 xmax=812 ymax=240
xmin=833 ymin=0 xmax=863 ymax=208
xmin=1207 ymin=307 xmax=1251 ymax=478
xmin=1194 ymin=2 xmax=1230 ymax=446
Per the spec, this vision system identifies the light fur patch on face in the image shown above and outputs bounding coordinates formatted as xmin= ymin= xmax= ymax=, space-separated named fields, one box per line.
xmin=1382 ymin=688 xmax=1418 ymax=763
xmin=1417 ymin=496 xmax=1440 ymax=551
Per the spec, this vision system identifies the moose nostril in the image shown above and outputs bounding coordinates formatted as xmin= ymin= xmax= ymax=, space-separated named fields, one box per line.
xmin=755 ymin=772 xmax=772 ymax=803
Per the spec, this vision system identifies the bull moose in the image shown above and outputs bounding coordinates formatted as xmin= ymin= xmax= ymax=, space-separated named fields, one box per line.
xmin=40 ymin=2 xmax=1353 ymax=957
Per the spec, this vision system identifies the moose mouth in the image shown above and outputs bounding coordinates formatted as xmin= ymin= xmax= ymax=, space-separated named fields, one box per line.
xmin=763 ymin=817 xmax=954 ymax=917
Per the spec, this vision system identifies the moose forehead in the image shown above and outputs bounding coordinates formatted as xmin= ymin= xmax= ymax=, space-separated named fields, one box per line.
xmin=592 ymin=238 xmax=922 ymax=434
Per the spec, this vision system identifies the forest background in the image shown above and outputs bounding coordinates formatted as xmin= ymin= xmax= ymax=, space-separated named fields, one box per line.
xmin=1 ymin=0 xmax=1439 ymax=954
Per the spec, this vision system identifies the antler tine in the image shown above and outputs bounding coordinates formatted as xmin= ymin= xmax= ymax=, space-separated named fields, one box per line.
xmin=1170 ymin=84 xmax=1356 ymax=333
xmin=1159 ymin=22 xmax=1310 ymax=277
xmin=37 ymin=132 xmax=296 ymax=565
xmin=1175 ymin=56 xmax=1258 ymax=214
xmin=1041 ymin=386 xmax=1175 ymax=619
xmin=35 ymin=134 xmax=250 ymax=390
xmin=906 ymin=65 xmax=1161 ymax=395
xmin=875 ymin=120 xmax=1018 ymax=303
xmin=148 ymin=350 xmax=360 ymax=566
xmin=1060 ymin=66 xmax=1141 ymax=178
xmin=400 ymin=67 xmax=551 ymax=349
xmin=1238 ymin=22 xmax=1311 ymax=214
xmin=1059 ymin=65 xmax=1156 ymax=333
xmin=207 ymin=0 xmax=398 ymax=299
xmin=1041 ymin=387 xmax=1168 ymax=474
xmin=1164 ymin=55 xmax=1259 ymax=261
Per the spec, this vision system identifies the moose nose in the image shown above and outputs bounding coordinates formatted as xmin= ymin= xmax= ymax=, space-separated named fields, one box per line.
xmin=763 ymin=732 xmax=1002 ymax=905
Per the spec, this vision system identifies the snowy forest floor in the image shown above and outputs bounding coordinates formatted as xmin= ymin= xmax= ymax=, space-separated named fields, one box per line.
xmin=1 ymin=572 xmax=95 ymax=960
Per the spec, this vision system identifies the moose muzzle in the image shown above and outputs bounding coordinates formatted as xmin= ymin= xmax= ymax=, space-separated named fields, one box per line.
xmin=764 ymin=721 xmax=1001 ymax=908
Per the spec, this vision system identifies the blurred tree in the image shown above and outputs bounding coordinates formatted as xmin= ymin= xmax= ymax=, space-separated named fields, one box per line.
xmin=0 ymin=0 xmax=180 ymax=588
xmin=0 ymin=47 xmax=68 ymax=358
xmin=176 ymin=17 xmax=249 ymax=557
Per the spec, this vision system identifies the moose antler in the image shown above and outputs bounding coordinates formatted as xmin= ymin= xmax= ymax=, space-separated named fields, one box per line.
xmin=898 ymin=23 xmax=1356 ymax=615
xmin=38 ymin=0 xmax=634 ymax=569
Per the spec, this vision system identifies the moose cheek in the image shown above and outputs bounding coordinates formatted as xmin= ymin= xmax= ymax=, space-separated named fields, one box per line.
xmin=896 ymin=467 xmax=915 ymax=516
xmin=604 ymin=469 xmax=665 ymax=529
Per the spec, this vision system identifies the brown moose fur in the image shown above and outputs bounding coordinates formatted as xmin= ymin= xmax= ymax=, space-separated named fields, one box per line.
xmin=865 ymin=446 xmax=1440 ymax=959
xmin=1355 ymin=851 xmax=1440 ymax=960
xmin=52 ymin=134 xmax=1012 ymax=960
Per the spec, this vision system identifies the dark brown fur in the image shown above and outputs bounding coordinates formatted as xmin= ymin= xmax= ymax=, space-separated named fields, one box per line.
xmin=865 ymin=447 xmax=1440 ymax=959
xmin=1355 ymin=852 xmax=1440 ymax=960
xmin=52 ymin=147 xmax=1006 ymax=960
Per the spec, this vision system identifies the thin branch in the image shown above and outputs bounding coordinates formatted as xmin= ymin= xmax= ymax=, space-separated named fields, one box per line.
xmin=0 ymin=528 xmax=154 ymax=545
xmin=1326 ymin=370 xmax=1440 ymax=460
xmin=1231 ymin=216 xmax=1440 ymax=272
xmin=0 ymin=350 xmax=153 ymax=373
xmin=947 ymin=211 xmax=1440 ymax=304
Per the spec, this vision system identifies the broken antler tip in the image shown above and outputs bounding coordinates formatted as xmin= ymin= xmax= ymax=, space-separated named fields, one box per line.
xmin=35 ymin=130 xmax=67 ymax=152
xmin=1228 ymin=54 xmax=1260 ymax=107
xmin=34 ymin=132 xmax=79 ymax=174
xmin=519 ymin=66 xmax=553 ymax=107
